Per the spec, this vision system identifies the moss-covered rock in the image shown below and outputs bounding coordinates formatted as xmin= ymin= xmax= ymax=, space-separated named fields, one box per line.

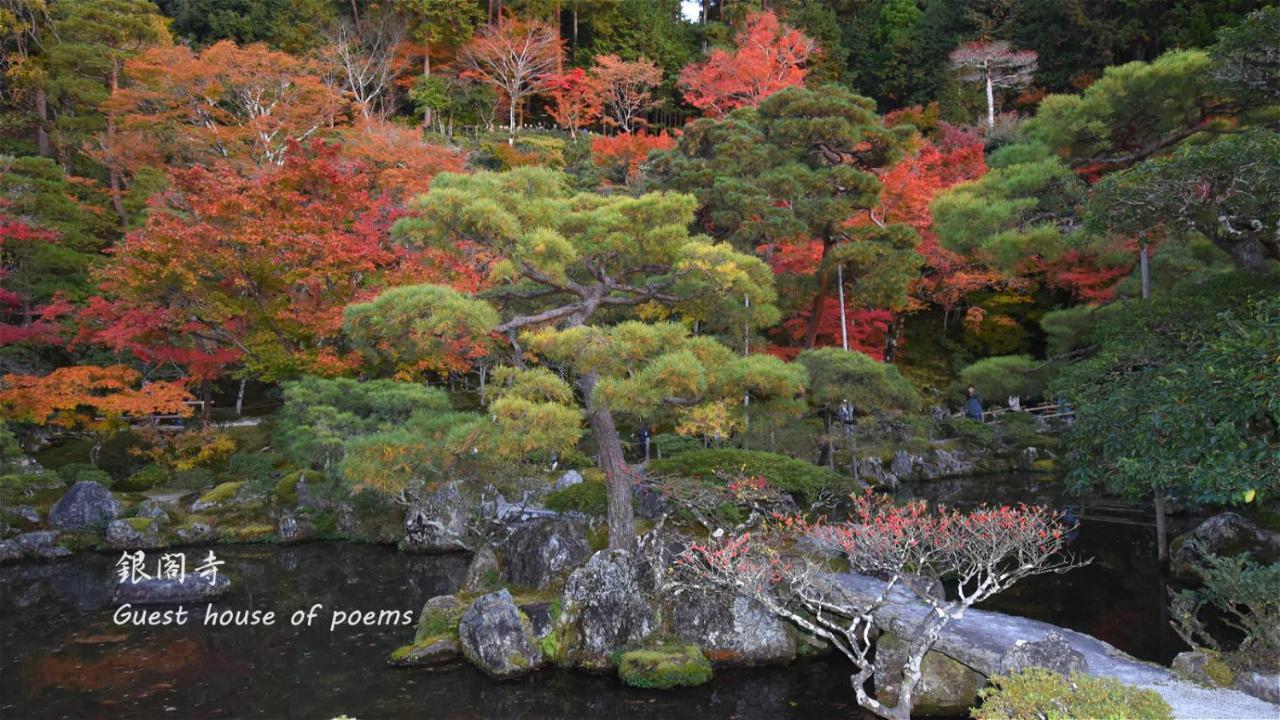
xmin=274 ymin=472 xmax=304 ymax=506
xmin=388 ymin=635 xmax=461 ymax=667
xmin=617 ymin=644 xmax=713 ymax=689
xmin=415 ymin=595 xmax=464 ymax=643
xmin=192 ymin=481 xmax=245 ymax=512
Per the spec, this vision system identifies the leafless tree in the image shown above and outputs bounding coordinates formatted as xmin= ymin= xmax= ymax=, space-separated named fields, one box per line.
xmin=323 ymin=10 xmax=405 ymax=120
xmin=949 ymin=41 xmax=1037 ymax=128
xmin=680 ymin=491 xmax=1085 ymax=720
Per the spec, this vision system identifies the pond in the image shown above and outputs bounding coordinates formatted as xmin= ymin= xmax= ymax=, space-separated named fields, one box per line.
xmin=1 ymin=475 xmax=1193 ymax=720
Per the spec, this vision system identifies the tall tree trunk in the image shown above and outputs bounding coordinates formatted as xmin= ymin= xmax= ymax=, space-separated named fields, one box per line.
xmin=803 ymin=241 xmax=833 ymax=348
xmin=579 ymin=372 xmax=636 ymax=550
xmin=106 ymin=66 xmax=128 ymax=228
xmin=1154 ymin=489 xmax=1168 ymax=564
xmin=34 ymin=87 xmax=49 ymax=157
xmin=1139 ymin=243 xmax=1150 ymax=299
xmin=422 ymin=36 xmax=433 ymax=128
xmin=508 ymin=98 xmax=517 ymax=144
xmin=985 ymin=74 xmax=995 ymax=128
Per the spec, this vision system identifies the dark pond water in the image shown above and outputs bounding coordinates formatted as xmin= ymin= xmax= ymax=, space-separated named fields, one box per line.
xmin=1 ymin=475 xmax=1194 ymax=720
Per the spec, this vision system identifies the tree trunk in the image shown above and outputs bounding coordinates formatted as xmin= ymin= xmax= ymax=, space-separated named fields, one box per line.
xmin=1154 ymin=489 xmax=1168 ymax=564
xmin=985 ymin=74 xmax=995 ymax=129
xmin=1139 ymin=244 xmax=1150 ymax=299
xmin=837 ymin=263 xmax=848 ymax=351
xmin=35 ymin=87 xmax=49 ymax=157
xmin=508 ymin=98 xmax=517 ymax=144
xmin=235 ymin=378 xmax=247 ymax=416
xmin=106 ymin=66 xmax=128 ymax=228
xmin=579 ymin=372 xmax=636 ymax=550
xmin=1224 ymin=237 xmax=1276 ymax=271
xmin=803 ymin=241 xmax=833 ymax=348
xmin=422 ymin=37 xmax=433 ymax=128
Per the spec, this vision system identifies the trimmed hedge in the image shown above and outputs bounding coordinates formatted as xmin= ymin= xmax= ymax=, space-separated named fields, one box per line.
xmin=648 ymin=448 xmax=850 ymax=503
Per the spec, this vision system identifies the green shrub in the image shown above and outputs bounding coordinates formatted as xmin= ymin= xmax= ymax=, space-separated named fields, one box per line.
xmin=227 ymin=450 xmax=272 ymax=484
xmin=959 ymin=355 xmax=1046 ymax=401
xmin=648 ymin=448 xmax=850 ymax=503
xmin=57 ymin=462 xmax=114 ymax=488
xmin=940 ymin=417 xmax=997 ymax=447
xmin=1170 ymin=546 xmax=1280 ymax=672
xmin=1040 ymin=306 xmax=1096 ymax=357
xmin=996 ymin=412 xmax=1043 ymax=448
xmin=174 ymin=467 xmax=216 ymax=490
xmin=544 ymin=479 xmax=607 ymax=516
xmin=971 ymin=668 xmax=1173 ymax=720
xmin=651 ymin=433 xmax=704 ymax=459
xmin=118 ymin=464 xmax=168 ymax=491
xmin=797 ymin=347 xmax=923 ymax=415
xmin=617 ymin=644 xmax=713 ymax=689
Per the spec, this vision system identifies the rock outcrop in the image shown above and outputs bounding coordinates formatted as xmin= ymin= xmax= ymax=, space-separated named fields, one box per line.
xmin=457 ymin=589 xmax=545 ymax=679
xmin=105 ymin=518 xmax=162 ymax=549
xmin=500 ymin=518 xmax=592 ymax=590
xmin=1169 ymin=512 xmax=1280 ymax=580
xmin=875 ymin=632 xmax=987 ymax=716
xmin=557 ymin=550 xmax=656 ymax=669
xmin=48 ymin=481 xmax=121 ymax=531
xmin=402 ymin=483 xmax=469 ymax=553
xmin=462 ymin=545 xmax=500 ymax=592
xmin=664 ymin=586 xmax=795 ymax=666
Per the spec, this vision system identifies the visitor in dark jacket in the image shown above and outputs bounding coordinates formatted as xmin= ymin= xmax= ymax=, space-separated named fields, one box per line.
xmin=964 ymin=386 xmax=984 ymax=421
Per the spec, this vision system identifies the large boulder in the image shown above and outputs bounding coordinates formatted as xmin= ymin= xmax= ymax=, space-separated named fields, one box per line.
xmin=402 ymin=482 xmax=470 ymax=553
xmin=48 ymin=481 xmax=121 ymax=531
xmin=113 ymin=574 xmax=231 ymax=604
xmin=462 ymin=546 xmax=500 ymax=592
xmin=664 ymin=587 xmax=795 ymax=666
xmin=457 ymin=589 xmax=545 ymax=679
xmin=874 ymin=633 xmax=986 ymax=717
xmin=557 ymin=550 xmax=656 ymax=670
xmin=500 ymin=518 xmax=592 ymax=590
xmin=999 ymin=632 xmax=1088 ymax=676
xmin=1170 ymin=512 xmax=1280 ymax=579
xmin=105 ymin=518 xmax=162 ymax=549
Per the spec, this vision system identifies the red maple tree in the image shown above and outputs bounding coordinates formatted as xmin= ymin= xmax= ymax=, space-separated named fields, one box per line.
xmin=541 ymin=67 xmax=602 ymax=138
xmin=679 ymin=11 xmax=816 ymax=117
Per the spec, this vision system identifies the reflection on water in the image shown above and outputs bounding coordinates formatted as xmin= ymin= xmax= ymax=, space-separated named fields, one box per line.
xmin=1 ymin=475 xmax=1190 ymax=719
xmin=1 ymin=544 xmax=872 ymax=720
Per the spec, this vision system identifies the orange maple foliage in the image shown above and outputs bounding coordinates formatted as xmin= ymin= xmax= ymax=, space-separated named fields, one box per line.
xmin=106 ymin=41 xmax=349 ymax=171
xmin=337 ymin=119 xmax=465 ymax=199
xmin=679 ymin=11 xmax=816 ymax=117
xmin=0 ymin=365 xmax=192 ymax=432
